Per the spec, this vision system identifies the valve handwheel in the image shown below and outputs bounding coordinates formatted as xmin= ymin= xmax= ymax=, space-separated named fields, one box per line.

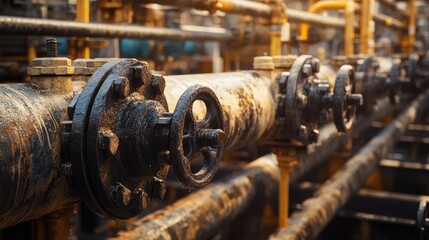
xmin=333 ymin=65 xmax=363 ymax=132
xmin=169 ymin=85 xmax=225 ymax=189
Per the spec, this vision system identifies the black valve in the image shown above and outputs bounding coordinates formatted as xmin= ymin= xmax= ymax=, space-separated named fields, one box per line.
xmin=66 ymin=59 xmax=225 ymax=219
xmin=332 ymin=65 xmax=363 ymax=132
xmin=168 ymin=85 xmax=225 ymax=189
xmin=276 ymin=56 xmax=362 ymax=145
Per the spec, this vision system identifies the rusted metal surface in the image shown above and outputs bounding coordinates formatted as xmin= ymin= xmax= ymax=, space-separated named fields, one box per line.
xmin=111 ymin=154 xmax=279 ymax=240
xmin=271 ymin=90 xmax=429 ymax=240
xmin=290 ymin=97 xmax=392 ymax=183
xmin=0 ymin=16 xmax=232 ymax=42
xmin=164 ymin=72 xmax=278 ymax=150
xmin=67 ymin=59 xmax=226 ymax=219
xmin=0 ymin=83 xmax=81 ymax=229
xmin=110 ymin=97 xmax=394 ymax=239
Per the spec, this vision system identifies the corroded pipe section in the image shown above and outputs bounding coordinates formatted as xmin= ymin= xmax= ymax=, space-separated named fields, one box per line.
xmin=111 ymin=98 xmax=395 ymax=239
xmin=291 ymin=98 xmax=392 ymax=183
xmin=111 ymin=154 xmax=279 ymax=240
xmin=271 ymin=90 xmax=429 ymax=240
xmin=0 ymin=16 xmax=232 ymax=42
xmin=164 ymin=72 xmax=278 ymax=150
xmin=0 ymin=83 xmax=80 ymax=229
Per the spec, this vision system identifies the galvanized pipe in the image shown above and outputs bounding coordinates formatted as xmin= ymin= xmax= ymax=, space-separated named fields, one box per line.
xmin=271 ymin=90 xmax=429 ymax=240
xmin=0 ymin=83 xmax=80 ymax=229
xmin=111 ymin=154 xmax=279 ymax=240
xmin=0 ymin=16 xmax=232 ymax=42
xmin=164 ymin=72 xmax=278 ymax=150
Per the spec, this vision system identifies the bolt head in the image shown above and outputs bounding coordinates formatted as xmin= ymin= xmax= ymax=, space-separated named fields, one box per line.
xmin=296 ymin=94 xmax=307 ymax=109
xmin=110 ymin=182 xmax=131 ymax=207
xmin=114 ymin=77 xmax=130 ymax=98
xmin=311 ymin=58 xmax=320 ymax=73
xmin=131 ymin=188 xmax=149 ymax=213
xmin=151 ymin=177 xmax=166 ymax=200
xmin=303 ymin=64 xmax=312 ymax=77
xmin=99 ymin=132 xmax=119 ymax=156
xmin=309 ymin=129 xmax=319 ymax=143
xmin=151 ymin=75 xmax=166 ymax=94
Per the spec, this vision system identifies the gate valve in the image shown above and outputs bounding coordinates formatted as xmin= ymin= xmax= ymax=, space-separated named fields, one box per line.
xmin=156 ymin=85 xmax=225 ymax=189
xmin=331 ymin=65 xmax=363 ymax=132
xmin=275 ymin=55 xmax=362 ymax=145
xmin=67 ymin=59 xmax=224 ymax=220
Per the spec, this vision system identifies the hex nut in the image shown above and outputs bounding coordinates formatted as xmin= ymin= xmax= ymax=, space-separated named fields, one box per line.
xmin=302 ymin=63 xmax=312 ymax=77
xmin=114 ymin=77 xmax=130 ymax=98
xmin=110 ymin=182 xmax=131 ymax=207
xmin=99 ymin=132 xmax=120 ymax=156
xmin=151 ymin=75 xmax=166 ymax=94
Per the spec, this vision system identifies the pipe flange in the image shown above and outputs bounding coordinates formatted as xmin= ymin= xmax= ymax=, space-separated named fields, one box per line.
xmin=355 ymin=57 xmax=377 ymax=114
xmin=69 ymin=59 xmax=169 ymax=219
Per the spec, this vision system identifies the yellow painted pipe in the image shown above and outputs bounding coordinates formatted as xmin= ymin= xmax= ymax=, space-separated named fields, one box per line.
xmin=359 ymin=0 xmax=372 ymax=54
xmin=300 ymin=0 xmax=356 ymax=55
xmin=76 ymin=0 xmax=90 ymax=58
xmin=400 ymin=0 xmax=416 ymax=54
xmin=300 ymin=1 xmax=346 ymax=42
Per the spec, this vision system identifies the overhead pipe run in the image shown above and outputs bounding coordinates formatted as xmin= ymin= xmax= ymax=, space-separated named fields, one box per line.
xmin=270 ymin=90 xmax=429 ymax=240
xmin=144 ymin=0 xmax=346 ymax=28
xmin=0 ymin=16 xmax=232 ymax=42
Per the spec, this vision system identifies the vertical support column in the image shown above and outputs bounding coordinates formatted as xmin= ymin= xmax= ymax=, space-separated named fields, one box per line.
xmin=344 ymin=0 xmax=355 ymax=56
xmin=360 ymin=0 xmax=374 ymax=54
xmin=76 ymin=0 xmax=90 ymax=58
xmin=401 ymin=0 xmax=416 ymax=53
xmin=272 ymin=147 xmax=297 ymax=228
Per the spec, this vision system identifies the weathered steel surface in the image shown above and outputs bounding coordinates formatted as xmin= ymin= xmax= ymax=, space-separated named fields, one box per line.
xmin=271 ymin=90 xmax=429 ymax=240
xmin=291 ymin=98 xmax=392 ymax=183
xmin=164 ymin=72 xmax=278 ymax=150
xmin=111 ymin=154 xmax=279 ymax=240
xmin=143 ymin=0 xmax=345 ymax=28
xmin=0 ymin=16 xmax=232 ymax=42
xmin=0 ymin=83 xmax=81 ymax=229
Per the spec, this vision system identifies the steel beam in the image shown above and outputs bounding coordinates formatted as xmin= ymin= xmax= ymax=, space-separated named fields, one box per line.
xmin=270 ymin=90 xmax=429 ymax=240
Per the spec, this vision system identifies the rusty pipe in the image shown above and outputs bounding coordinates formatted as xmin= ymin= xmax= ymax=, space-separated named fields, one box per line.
xmin=0 ymin=16 xmax=232 ymax=42
xmin=0 ymin=83 xmax=82 ymax=229
xmin=164 ymin=72 xmax=278 ymax=150
xmin=111 ymin=154 xmax=279 ymax=240
xmin=271 ymin=90 xmax=429 ymax=240
xmin=110 ymin=98 xmax=394 ymax=239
